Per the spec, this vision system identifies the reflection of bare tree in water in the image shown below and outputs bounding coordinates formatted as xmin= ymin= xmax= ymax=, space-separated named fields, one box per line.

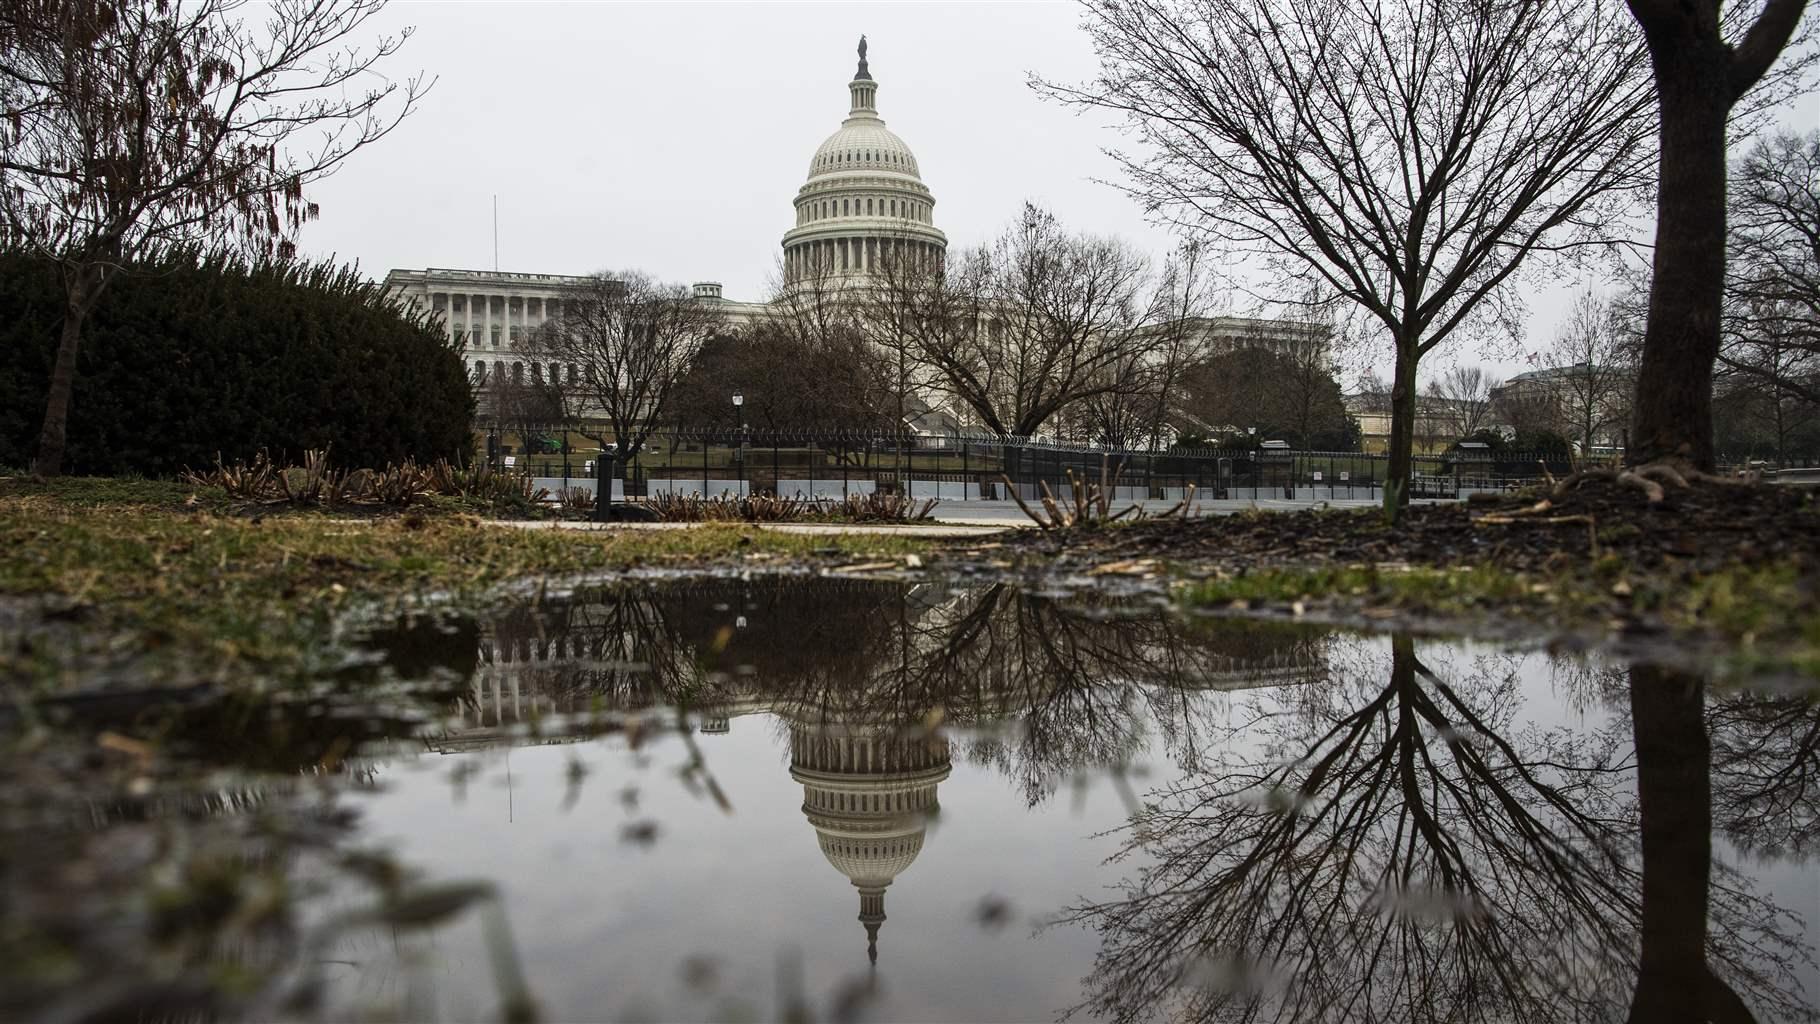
xmin=1708 ymin=688 xmax=1820 ymax=859
xmin=931 ymin=586 xmax=1332 ymax=805
xmin=464 ymin=579 xmax=1329 ymax=805
xmin=1063 ymin=637 xmax=1815 ymax=1024
xmin=1629 ymin=667 xmax=1818 ymax=1024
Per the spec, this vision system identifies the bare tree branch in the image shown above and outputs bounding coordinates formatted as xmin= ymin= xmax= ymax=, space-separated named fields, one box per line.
xmin=1038 ymin=0 xmax=1655 ymax=514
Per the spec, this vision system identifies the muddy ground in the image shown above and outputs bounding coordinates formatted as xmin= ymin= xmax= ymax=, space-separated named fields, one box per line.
xmin=1011 ymin=476 xmax=1818 ymax=574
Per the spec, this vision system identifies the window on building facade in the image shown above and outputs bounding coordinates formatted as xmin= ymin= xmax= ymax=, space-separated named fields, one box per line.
xmin=568 ymin=363 xmax=578 ymax=384
xmin=512 ymin=362 xmax=522 ymax=383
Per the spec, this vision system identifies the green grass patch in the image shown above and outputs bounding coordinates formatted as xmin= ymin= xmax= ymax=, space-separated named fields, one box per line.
xmin=1177 ymin=558 xmax=1820 ymax=673
xmin=1179 ymin=564 xmax=1536 ymax=612
xmin=0 ymin=480 xmax=932 ymax=691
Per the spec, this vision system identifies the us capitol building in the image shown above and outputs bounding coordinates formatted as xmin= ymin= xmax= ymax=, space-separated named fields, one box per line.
xmin=384 ymin=38 xmax=947 ymax=378
xmin=384 ymin=38 xmax=1325 ymax=416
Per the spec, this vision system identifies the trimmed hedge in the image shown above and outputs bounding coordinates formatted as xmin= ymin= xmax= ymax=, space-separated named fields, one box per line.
xmin=0 ymin=251 xmax=474 ymax=475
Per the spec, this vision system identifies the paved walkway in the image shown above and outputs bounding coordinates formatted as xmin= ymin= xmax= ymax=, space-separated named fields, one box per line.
xmin=489 ymin=495 xmax=1430 ymax=536
xmin=489 ymin=519 xmax=1013 ymax=539
xmin=924 ymin=496 xmax=1427 ymax=526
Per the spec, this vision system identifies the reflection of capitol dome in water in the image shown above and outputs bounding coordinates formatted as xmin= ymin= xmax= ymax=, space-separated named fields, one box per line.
xmin=788 ymin=721 xmax=951 ymax=964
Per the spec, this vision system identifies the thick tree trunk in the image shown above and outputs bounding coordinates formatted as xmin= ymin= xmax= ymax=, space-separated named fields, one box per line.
xmin=34 ymin=264 xmax=109 ymax=477
xmin=1625 ymin=664 xmax=1714 ymax=1024
xmin=1383 ymin=342 xmax=1419 ymax=519
xmin=1629 ymin=42 xmax=1732 ymax=470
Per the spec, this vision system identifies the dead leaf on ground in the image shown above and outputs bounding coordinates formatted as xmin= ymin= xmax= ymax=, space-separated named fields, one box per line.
xmin=1087 ymin=558 xmax=1159 ymax=576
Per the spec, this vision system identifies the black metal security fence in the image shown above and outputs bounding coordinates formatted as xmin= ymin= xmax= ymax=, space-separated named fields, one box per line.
xmin=501 ymin=429 xmax=1578 ymax=504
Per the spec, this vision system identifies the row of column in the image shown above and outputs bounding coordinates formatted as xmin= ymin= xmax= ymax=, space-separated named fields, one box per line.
xmin=480 ymin=629 xmax=629 ymax=665
xmin=806 ymin=784 xmax=934 ymax=816
xmin=786 ymin=237 xmax=944 ymax=281
xmin=791 ymin=729 xmax=949 ymax=775
xmin=436 ymin=292 xmax=560 ymax=349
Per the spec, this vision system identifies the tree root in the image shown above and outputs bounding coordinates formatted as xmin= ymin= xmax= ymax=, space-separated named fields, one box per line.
xmin=1630 ymin=463 xmax=1688 ymax=490
xmin=1544 ymin=455 xmax=1766 ymax=505
xmin=1547 ymin=461 xmax=1706 ymax=503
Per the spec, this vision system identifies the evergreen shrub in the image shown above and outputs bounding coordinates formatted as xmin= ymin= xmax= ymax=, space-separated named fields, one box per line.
xmin=0 ymin=251 xmax=474 ymax=475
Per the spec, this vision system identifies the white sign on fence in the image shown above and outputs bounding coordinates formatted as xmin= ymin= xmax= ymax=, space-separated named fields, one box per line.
xmin=1340 ymin=471 xmax=1350 ymax=481
xmin=1312 ymin=471 xmax=1323 ymax=482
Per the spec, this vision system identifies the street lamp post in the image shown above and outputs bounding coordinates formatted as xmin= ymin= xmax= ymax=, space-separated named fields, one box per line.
xmin=732 ymin=393 xmax=746 ymax=497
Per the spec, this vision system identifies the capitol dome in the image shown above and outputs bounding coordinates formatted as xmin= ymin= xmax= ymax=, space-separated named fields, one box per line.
xmin=789 ymin=721 xmax=951 ymax=964
xmin=781 ymin=38 xmax=948 ymax=285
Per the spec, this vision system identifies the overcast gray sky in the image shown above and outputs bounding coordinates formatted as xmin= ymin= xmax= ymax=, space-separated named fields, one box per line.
xmin=298 ymin=1 xmax=1819 ymax=388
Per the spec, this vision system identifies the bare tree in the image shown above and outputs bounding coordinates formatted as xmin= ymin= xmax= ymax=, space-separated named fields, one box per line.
xmin=0 ymin=0 xmax=427 ymax=475
xmin=477 ymin=365 xmax=566 ymax=466
xmin=1409 ymin=394 xmax=1454 ymax=454
xmin=1058 ymin=247 xmax=1216 ymax=453
xmin=754 ymin=252 xmax=901 ymax=436
xmin=667 ymin=319 xmax=896 ymax=436
xmin=1042 ymin=0 xmax=1654 ymax=516
xmin=1721 ymin=132 xmax=1820 ymax=418
xmin=869 ymin=203 xmax=1156 ymax=439
xmin=1276 ymin=333 xmax=1339 ymax=451
xmin=1495 ymin=376 xmax=1570 ymax=440
xmin=529 ymin=271 xmax=726 ymax=464
xmin=1714 ymin=330 xmax=1820 ymax=464
xmin=1548 ymin=290 xmax=1636 ymax=455
xmin=1426 ymin=365 xmax=1502 ymax=441
xmin=1623 ymin=0 xmax=1812 ymax=470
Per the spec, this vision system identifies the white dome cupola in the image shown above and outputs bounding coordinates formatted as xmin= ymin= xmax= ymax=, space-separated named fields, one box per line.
xmin=781 ymin=37 xmax=948 ymax=286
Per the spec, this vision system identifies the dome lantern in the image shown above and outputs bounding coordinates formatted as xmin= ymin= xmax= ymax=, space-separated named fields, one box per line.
xmin=850 ymin=35 xmax=877 ymax=114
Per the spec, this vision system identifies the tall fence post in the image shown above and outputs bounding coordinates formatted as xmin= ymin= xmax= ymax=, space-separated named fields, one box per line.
xmin=592 ymin=450 xmax=614 ymax=522
xmin=962 ymin=437 xmax=971 ymax=500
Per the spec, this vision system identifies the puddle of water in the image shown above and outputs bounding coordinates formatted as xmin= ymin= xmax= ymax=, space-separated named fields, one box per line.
xmin=2 ymin=577 xmax=1815 ymax=1023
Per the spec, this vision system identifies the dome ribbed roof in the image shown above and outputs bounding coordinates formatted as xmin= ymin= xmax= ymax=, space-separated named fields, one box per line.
xmin=817 ymin=831 xmax=926 ymax=884
xmin=808 ymin=122 xmax=922 ymax=180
